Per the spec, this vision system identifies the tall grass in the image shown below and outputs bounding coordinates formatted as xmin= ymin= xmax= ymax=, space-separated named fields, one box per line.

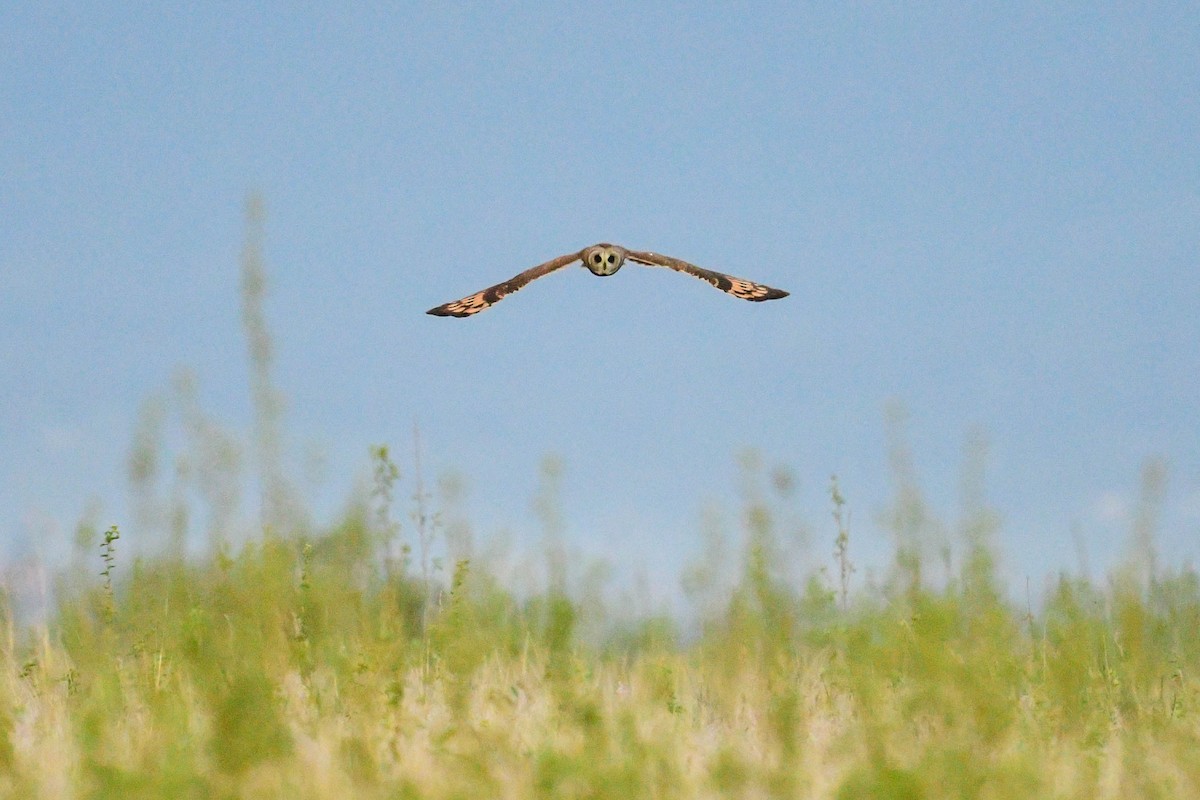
xmin=4 ymin=459 xmax=1197 ymax=799
xmin=2 ymin=205 xmax=1196 ymax=799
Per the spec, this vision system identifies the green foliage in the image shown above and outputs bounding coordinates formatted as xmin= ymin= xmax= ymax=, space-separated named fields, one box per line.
xmin=4 ymin=457 xmax=1199 ymax=799
xmin=211 ymin=669 xmax=294 ymax=774
xmin=99 ymin=524 xmax=120 ymax=622
xmin=836 ymin=764 xmax=923 ymax=800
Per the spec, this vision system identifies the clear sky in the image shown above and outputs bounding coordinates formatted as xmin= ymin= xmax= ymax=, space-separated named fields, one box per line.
xmin=2 ymin=4 xmax=1197 ymax=596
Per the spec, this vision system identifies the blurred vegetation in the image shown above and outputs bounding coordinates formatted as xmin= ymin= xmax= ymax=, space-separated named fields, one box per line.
xmin=2 ymin=202 xmax=1196 ymax=798
xmin=4 ymin=445 xmax=1198 ymax=800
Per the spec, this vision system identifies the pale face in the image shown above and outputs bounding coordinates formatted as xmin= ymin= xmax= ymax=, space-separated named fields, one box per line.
xmin=581 ymin=244 xmax=626 ymax=276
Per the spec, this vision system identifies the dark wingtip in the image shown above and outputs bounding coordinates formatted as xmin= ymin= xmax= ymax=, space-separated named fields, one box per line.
xmin=428 ymin=304 xmax=477 ymax=318
xmin=756 ymin=288 xmax=789 ymax=301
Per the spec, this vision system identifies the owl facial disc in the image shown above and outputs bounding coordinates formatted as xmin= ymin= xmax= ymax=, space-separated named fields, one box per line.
xmin=582 ymin=244 xmax=625 ymax=276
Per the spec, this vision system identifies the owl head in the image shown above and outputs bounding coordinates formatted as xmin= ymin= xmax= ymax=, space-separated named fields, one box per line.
xmin=581 ymin=244 xmax=626 ymax=276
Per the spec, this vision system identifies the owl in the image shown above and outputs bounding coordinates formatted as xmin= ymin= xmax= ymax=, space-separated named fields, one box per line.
xmin=427 ymin=243 xmax=789 ymax=317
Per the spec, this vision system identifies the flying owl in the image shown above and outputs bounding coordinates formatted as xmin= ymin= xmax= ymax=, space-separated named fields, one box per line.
xmin=426 ymin=243 xmax=789 ymax=317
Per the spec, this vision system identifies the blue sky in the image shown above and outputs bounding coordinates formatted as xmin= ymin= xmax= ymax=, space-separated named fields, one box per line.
xmin=2 ymin=4 xmax=1197 ymax=596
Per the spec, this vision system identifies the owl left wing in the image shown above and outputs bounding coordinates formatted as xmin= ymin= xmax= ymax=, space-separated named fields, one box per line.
xmin=427 ymin=250 xmax=584 ymax=317
xmin=625 ymin=250 xmax=789 ymax=302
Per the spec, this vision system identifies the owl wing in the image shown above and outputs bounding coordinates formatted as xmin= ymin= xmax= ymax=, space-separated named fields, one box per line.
xmin=427 ymin=250 xmax=585 ymax=317
xmin=625 ymin=250 xmax=788 ymax=302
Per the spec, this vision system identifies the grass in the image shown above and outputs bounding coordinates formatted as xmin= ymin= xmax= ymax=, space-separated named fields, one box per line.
xmin=2 ymin=465 xmax=1198 ymax=799
xmin=2 ymin=202 xmax=1196 ymax=798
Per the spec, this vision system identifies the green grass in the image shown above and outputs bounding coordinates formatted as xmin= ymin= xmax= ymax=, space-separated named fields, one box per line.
xmin=2 ymin=469 xmax=1198 ymax=799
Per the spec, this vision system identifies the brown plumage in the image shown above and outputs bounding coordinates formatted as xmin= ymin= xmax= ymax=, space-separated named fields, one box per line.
xmin=427 ymin=243 xmax=788 ymax=317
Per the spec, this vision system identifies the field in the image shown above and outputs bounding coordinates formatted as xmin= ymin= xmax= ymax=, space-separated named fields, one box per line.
xmin=2 ymin=448 xmax=1198 ymax=799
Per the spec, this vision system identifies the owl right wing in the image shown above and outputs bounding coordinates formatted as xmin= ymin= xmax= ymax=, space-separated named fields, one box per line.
xmin=427 ymin=250 xmax=585 ymax=317
xmin=625 ymin=250 xmax=789 ymax=302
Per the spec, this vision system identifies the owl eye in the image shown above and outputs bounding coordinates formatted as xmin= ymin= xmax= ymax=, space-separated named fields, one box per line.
xmin=606 ymin=253 xmax=616 ymax=264
xmin=591 ymin=252 xmax=603 ymax=264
